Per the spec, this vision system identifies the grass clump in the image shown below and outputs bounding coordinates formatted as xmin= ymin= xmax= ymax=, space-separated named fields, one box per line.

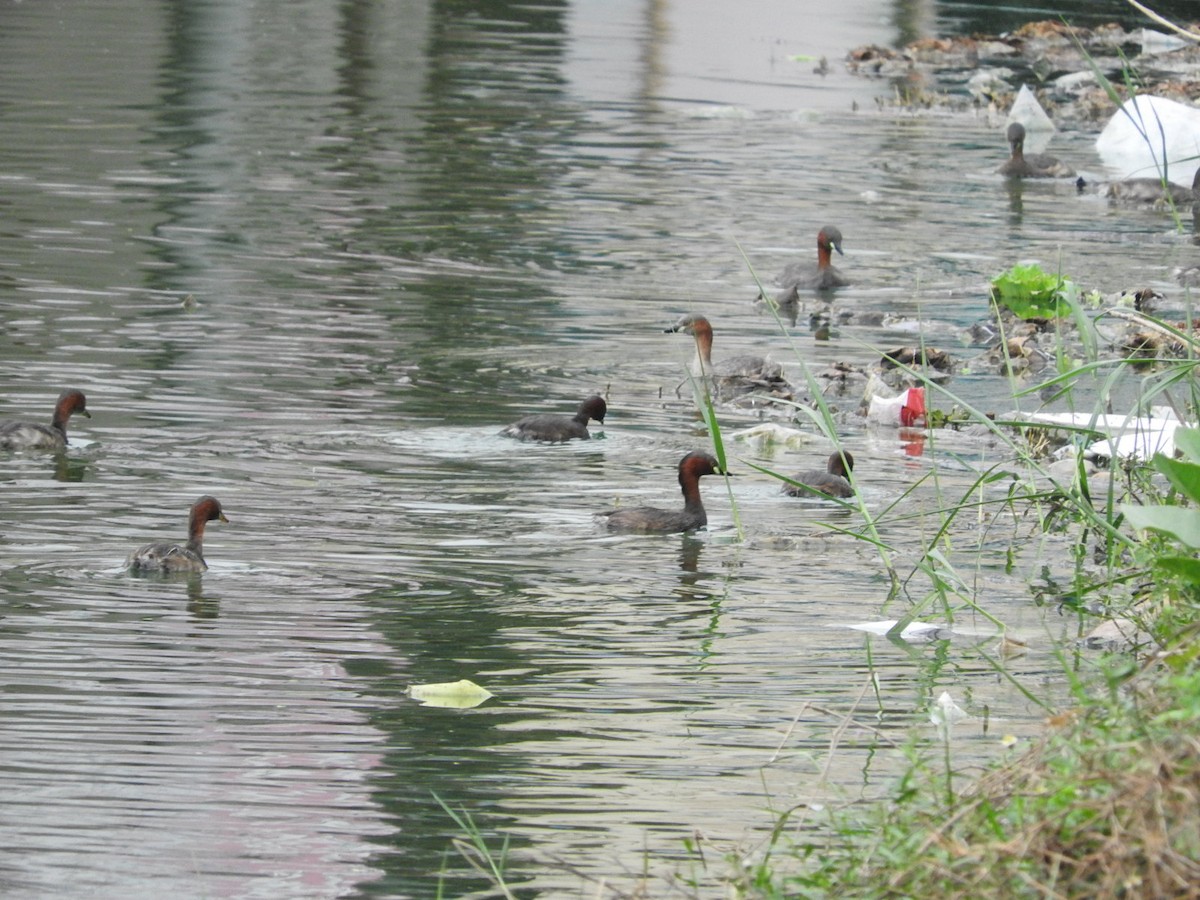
xmin=758 ymin=656 xmax=1200 ymax=899
xmin=433 ymin=792 xmax=517 ymax=899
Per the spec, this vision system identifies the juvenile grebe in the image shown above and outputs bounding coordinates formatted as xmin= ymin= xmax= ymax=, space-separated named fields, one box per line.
xmin=997 ymin=123 xmax=1075 ymax=178
xmin=0 ymin=389 xmax=90 ymax=451
xmin=776 ymin=225 xmax=850 ymax=292
xmin=665 ymin=314 xmax=791 ymax=398
xmin=501 ymin=395 xmax=606 ymax=442
xmin=1106 ymin=167 xmax=1200 ymax=204
xmin=782 ymin=451 xmax=854 ymax=499
xmin=600 ymin=451 xmax=725 ymax=533
xmin=127 ymin=496 xmax=228 ymax=574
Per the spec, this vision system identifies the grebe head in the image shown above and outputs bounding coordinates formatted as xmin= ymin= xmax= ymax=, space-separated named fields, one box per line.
xmin=664 ymin=313 xmax=712 ymax=337
xmin=190 ymin=496 xmax=228 ymax=529
xmin=818 ymin=226 xmax=844 ymax=257
xmin=1006 ymin=122 xmax=1026 ymax=152
xmin=828 ymin=450 xmax=854 ymax=477
xmin=665 ymin=313 xmax=715 ymax=359
xmin=54 ymin=389 xmax=90 ymax=426
xmin=678 ymin=450 xmax=723 ymax=485
xmin=578 ymin=395 xmax=607 ymax=424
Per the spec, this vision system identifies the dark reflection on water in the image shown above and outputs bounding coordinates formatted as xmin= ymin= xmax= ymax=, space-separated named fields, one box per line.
xmin=0 ymin=0 xmax=1188 ymax=895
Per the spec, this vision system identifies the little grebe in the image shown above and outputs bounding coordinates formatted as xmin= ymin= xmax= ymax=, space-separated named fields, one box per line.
xmin=782 ymin=451 xmax=855 ymax=499
xmin=0 ymin=389 xmax=90 ymax=451
xmin=1176 ymin=265 xmax=1200 ymax=288
xmin=776 ymin=225 xmax=850 ymax=292
xmin=501 ymin=395 xmax=607 ymax=442
xmin=127 ymin=495 xmax=228 ymax=574
xmin=997 ymin=123 xmax=1075 ymax=179
xmin=1106 ymin=167 xmax=1200 ymax=204
xmin=601 ymin=451 xmax=725 ymax=533
xmin=665 ymin=314 xmax=791 ymax=398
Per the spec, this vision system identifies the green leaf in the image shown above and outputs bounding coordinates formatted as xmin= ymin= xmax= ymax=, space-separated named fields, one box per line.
xmin=1155 ymin=454 xmax=1200 ymax=504
xmin=1156 ymin=555 xmax=1200 ymax=584
xmin=1172 ymin=426 xmax=1200 ymax=463
xmin=684 ymin=368 xmax=743 ymax=539
xmin=990 ymin=263 xmax=1071 ymax=319
xmin=1122 ymin=504 xmax=1200 ymax=549
xmin=407 ymin=678 xmax=495 ymax=709
xmin=690 ymin=374 xmax=727 ymax=472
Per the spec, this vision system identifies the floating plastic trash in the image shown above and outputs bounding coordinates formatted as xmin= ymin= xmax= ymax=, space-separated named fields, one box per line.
xmin=1025 ymin=406 xmax=1187 ymax=462
xmin=842 ymin=619 xmax=950 ymax=641
xmin=1008 ymin=84 xmax=1056 ymax=134
xmin=1095 ymin=95 xmax=1200 ymax=184
xmin=867 ymin=386 xmax=925 ymax=426
xmin=930 ymin=691 xmax=969 ymax=740
xmin=729 ymin=422 xmax=810 ymax=450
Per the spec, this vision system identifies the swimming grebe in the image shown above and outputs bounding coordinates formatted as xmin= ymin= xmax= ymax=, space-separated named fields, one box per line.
xmin=501 ymin=395 xmax=607 ymax=442
xmin=665 ymin=314 xmax=791 ymax=398
xmin=127 ymin=496 xmax=228 ymax=573
xmin=997 ymin=123 xmax=1075 ymax=178
xmin=1106 ymin=167 xmax=1200 ymax=205
xmin=0 ymin=389 xmax=90 ymax=451
xmin=600 ymin=451 xmax=726 ymax=533
xmin=1176 ymin=265 xmax=1200 ymax=288
xmin=776 ymin=225 xmax=850 ymax=292
xmin=782 ymin=451 xmax=854 ymax=499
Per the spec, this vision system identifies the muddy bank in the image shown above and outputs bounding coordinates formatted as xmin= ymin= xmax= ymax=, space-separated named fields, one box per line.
xmin=848 ymin=20 xmax=1200 ymax=124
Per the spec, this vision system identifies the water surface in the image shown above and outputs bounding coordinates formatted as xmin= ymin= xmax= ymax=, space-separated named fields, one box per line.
xmin=0 ymin=0 xmax=1189 ymax=896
